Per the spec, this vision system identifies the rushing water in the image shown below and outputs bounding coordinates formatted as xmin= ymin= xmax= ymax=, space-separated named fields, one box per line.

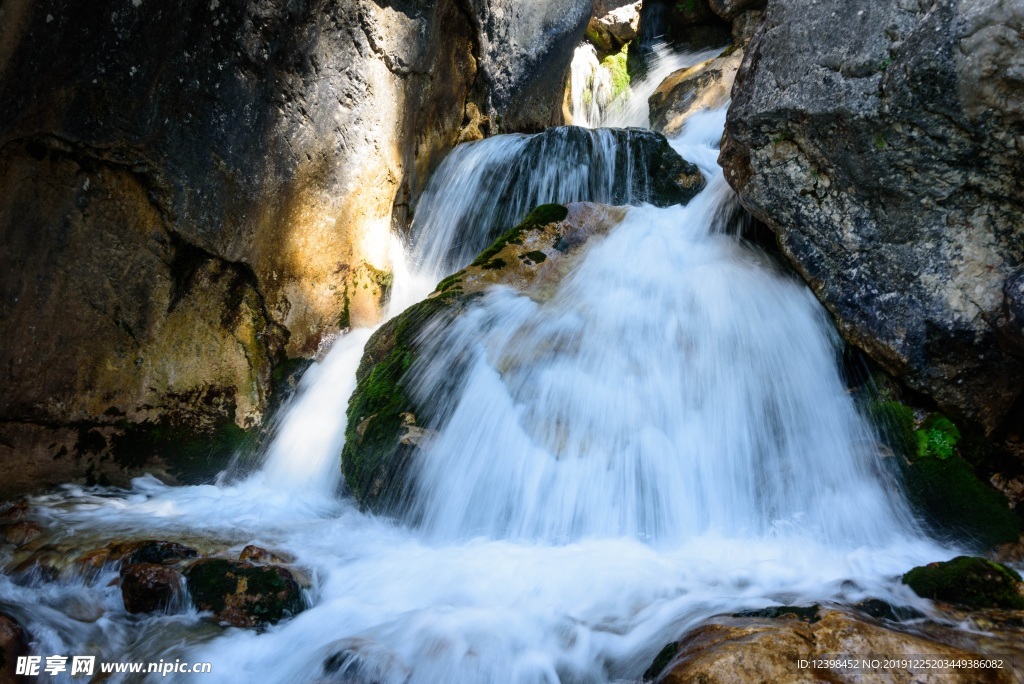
xmin=0 ymin=51 xmax=957 ymax=684
xmin=569 ymin=42 xmax=719 ymax=129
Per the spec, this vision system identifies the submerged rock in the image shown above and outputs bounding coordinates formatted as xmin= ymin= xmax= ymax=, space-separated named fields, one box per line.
xmin=903 ymin=557 xmax=1024 ymax=611
xmin=721 ymin=0 xmax=1024 ymax=433
xmin=342 ymin=203 xmax=632 ymax=511
xmin=646 ymin=608 xmax=1014 ymax=683
xmin=184 ymin=559 xmax=305 ymax=628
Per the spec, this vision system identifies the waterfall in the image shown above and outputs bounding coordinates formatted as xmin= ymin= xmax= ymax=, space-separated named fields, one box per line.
xmin=0 ymin=57 xmax=954 ymax=684
xmin=401 ymin=111 xmax=919 ymax=546
xmin=569 ymin=41 xmax=720 ymax=129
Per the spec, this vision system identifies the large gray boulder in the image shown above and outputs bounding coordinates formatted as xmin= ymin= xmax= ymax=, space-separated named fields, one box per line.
xmin=721 ymin=0 xmax=1024 ymax=433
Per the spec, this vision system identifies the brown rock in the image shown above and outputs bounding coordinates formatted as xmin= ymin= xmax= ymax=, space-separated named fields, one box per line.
xmin=238 ymin=545 xmax=289 ymax=565
xmin=119 ymin=563 xmax=185 ymax=614
xmin=0 ymin=612 xmax=30 ymax=684
xmin=649 ymin=48 xmax=744 ymax=136
xmin=2 ymin=521 xmax=40 ymax=547
xmin=651 ymin=609 xmax=1014 ymax=683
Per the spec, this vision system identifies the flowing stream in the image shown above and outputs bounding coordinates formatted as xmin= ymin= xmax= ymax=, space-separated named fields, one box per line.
xmin=0 ymin=46 xmax=957 ymax=684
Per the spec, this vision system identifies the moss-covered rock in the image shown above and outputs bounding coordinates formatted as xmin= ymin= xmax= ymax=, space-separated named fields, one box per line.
xmin=903 ymin=556 xmax=1024 ymax=610
xmin=867 ymin=401 xmax=1022 ymax=548
xmin=342 ymin=203 xmax=627 ymax=511
xmin=184 ymin=559 xmax=304 ymax=628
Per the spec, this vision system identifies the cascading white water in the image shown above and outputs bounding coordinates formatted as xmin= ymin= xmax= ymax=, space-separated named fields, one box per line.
xmin=569 ymin=41 xmax=720 ymax=129
xmin=0 ymin=86 xmax=957 ymax=683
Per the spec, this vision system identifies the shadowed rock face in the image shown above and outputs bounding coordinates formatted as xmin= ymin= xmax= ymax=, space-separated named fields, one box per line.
xmin=469 ymin=0 xmax=592 ymax=132
xmin=0 ymin=0 xmax=587 ymax=495
xmin=721 ymin=0 xmax=1024 ymax=433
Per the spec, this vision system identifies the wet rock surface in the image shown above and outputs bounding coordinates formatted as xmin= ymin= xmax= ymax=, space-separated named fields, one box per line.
xmin=721 ymin=0 xmax=1024 ymax=434
xmin=647 ymin=607 xmax=1017 ymax=683
xmin=649 ymin=48 xmax=744 ymax=136
xmin=120 ymin=563 xmax=186 ymax=615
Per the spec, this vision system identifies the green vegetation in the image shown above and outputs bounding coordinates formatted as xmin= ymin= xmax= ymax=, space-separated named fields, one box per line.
xmin=341 ymin=292 xmax=465 ymax=510
xmin=902 ymin=556 xmax=1024 ymax=610
xmin=521 ymin=251 xmax=547 ymax=265
xmin=601 ymin=46 xmax=631 ymax=100
xmin=868 ymin=400 xmax=1021 ymax=547
xmin=874 ymin=134 xmax=887 ymax=150
xmin=674 ymin=0 xmax=698 ymax=16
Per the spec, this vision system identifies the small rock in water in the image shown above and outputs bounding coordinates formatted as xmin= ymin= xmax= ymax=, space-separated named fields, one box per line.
xmin=238 ymin=544 xmax=290 ymax=565
xmin=2 ymin=521 xmax=41 ymax=547
xmin=120 ymin=563 xmax=186 ymax=614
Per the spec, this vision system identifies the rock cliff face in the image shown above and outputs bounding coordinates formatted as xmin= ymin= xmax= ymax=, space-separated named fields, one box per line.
xmin=721 ymin=0 xmax=1024 ymax=433
xmin=470 ymin=0 xmax=592 ymax=131
xmin=0 ymin=0 xmax=587 ymax=495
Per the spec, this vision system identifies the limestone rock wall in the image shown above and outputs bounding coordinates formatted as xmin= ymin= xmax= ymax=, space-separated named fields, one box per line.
xmin=0 ymin=0 xmax=583 ymax=495
xmin=721 ymin=0 xmax=1024 ymax=434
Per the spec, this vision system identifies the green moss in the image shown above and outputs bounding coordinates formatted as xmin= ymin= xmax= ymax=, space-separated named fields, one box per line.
xmin=867 ymin=402 xmax=1021 ymax=547
xmin=868 ymin=400 xmax=917 ymax=456
xmin=342 ymin=293 xmax=464 ymax=509
xmin=601 ymin=46 xmax=631 ymax=100
xmin=435 ymin=272 xmax=464 ymax=294
xmin=471 ymin=204 xmax=568 ymax=268
xmin=902 ymin=556 xmax=1024 ymax=610
xmin=903 ymin=452 xmax=1020 ymax=548
xmin=481 ymin=258 xmax=507 ymax=270
xmin=339 ymin=283 xmax=351 ymax=330
xmin=874 ymin=134 xmax=887 ymax=150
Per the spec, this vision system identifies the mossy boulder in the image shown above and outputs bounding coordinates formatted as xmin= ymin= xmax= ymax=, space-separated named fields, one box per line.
xmin=184 ymin=559 xmax=305 ymax=628
xmin=902 ymin=557 xmax=1024 ymax=610
xmin=342 ymin=203 xmax=627 ymax=512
